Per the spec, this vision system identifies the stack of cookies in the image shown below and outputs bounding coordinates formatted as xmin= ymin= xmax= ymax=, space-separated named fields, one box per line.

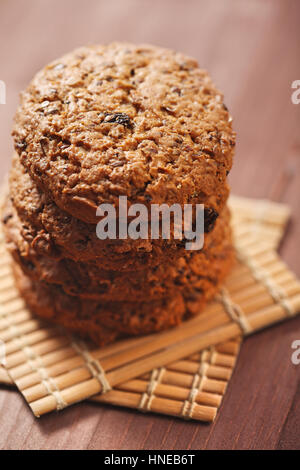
xmin=3 ymin=43 xmax=236 ymax=346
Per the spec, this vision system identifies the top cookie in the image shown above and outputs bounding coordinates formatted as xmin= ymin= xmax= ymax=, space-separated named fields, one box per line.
xmin=13 ymin=43 xmax=235 ymax=223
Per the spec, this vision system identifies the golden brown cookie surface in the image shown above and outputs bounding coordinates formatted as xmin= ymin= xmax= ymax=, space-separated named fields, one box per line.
xmin=13 ymin=43 xmax=235 ymax=223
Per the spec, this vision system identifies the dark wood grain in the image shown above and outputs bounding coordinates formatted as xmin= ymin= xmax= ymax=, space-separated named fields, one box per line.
xmin=0 ymin=0 xmax=299 ymax=450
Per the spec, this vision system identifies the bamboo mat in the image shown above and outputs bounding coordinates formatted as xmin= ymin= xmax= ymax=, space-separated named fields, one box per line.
xmin=229 ymin=195 xmax=290 ymax=249
xmin=0 ymin=196 xmax=297 ymax=422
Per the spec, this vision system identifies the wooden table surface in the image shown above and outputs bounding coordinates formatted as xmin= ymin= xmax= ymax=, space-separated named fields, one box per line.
xmin=0 ymin=0 xmax=299 ymax=450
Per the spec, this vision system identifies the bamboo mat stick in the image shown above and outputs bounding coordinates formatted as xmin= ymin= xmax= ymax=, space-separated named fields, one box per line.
xmin=96 ymin=389 xmax=218 ymax=422
xmin=229 ymin=195 xmax=291 ymax=227
xmin=186 ymin=350 xmax=236 ymax=367
xmin=166 ymin=361 xmax=232 ymax=380
xmin=212 ymin=340 xmax=241 ymax=355
xmin=113 ymin=379 xmax=222 ymax=407
xmin=226 ymin=252 xmax=284 ymax=281
xmin=8 ymin=333 xmax=157 ymax=381
xmin=0 ymin=366 xmax=12 ymax=385
xmin=0 ymin=320 xmax=53 ymax=343
xmin=6 ymin=336 xmax=72 ymax=369
xmin=148 ymin=369 xmax=228 ymax=394
xmin=0 ymin=288 xmax=20 ymax=304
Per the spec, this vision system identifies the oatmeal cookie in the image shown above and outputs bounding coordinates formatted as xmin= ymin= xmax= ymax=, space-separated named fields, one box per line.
xmin=13 ymin=43 xmax=235 ymax=224
xmin=9 ymin=154 xmax=227 ymax=264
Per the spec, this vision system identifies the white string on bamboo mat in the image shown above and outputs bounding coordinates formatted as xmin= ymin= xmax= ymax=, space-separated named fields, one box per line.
xmin=139 ymin=367 xmax=165 ymax=412
xmin=217 ymin=287 xmax=252 ymax=335
xmin=181 ymin=351 xmax=210 ymax=419
xmin=0 ymin=305 xmax=67 ymax=410
xmin=71 ymin=340 xmax=112 ymax=393
xmin=236 ymin=247 xmax=294 ymax=317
